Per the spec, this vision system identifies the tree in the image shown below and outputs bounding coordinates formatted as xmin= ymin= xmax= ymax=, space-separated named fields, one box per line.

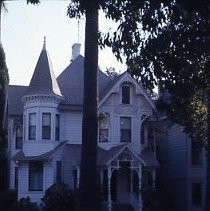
xmin=68 ymin=1 xmax=99 ymax=210
xmin=0 ymin=0 xmax=9 ymax=191
xmin=102 ymin=0 xmax=210 ymax=209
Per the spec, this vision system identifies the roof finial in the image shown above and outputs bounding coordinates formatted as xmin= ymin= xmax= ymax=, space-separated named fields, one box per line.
xmin=43 ymin=36 xmax=46 ymax=50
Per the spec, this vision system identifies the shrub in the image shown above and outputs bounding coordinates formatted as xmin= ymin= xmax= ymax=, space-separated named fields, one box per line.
xmin=11 ymin=197 xmax=39 ymax=211
xmin=42 ymin=183 xmax=76 ymax=211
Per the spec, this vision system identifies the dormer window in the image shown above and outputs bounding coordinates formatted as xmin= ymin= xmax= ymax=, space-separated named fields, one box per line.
xmin=29 ymin=113 xmax=36 ymax=140
xmin=42 ymin=113 xmax=51 ymax=139
xmin=122 ymin=85 xmax=130 ymax=104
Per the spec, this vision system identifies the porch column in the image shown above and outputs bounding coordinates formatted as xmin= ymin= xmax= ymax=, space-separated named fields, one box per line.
xmin=138 ymin=166 xmax=142 ymax=211
xmin=152 ymin=169 xmax=156 ymax=189
xmin=76 ymin=167 xmax=80 ymax=189
xmin=130 ymin=169 xmax=133 ymax=202
xmin=107 ymin=167 xmax=112 ymax=211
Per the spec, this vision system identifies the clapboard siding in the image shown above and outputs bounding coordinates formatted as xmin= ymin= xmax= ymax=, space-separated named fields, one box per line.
xmin=61 ymin=112 xmax=82 ymax=143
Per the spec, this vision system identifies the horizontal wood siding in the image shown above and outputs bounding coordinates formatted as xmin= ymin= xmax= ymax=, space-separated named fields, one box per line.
xmin=166 ymin=124 xmax=188 ymax=179
xmin=62 ymin=112 xmax=82 ymax=143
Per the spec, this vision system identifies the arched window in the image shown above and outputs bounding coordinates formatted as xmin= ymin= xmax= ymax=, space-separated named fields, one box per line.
xmin=99 ymin=114 xmax=109 ymax=142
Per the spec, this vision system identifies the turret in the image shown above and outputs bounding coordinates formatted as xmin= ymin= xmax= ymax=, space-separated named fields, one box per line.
xmin=22 ymin=38 xmax=63 ymax=156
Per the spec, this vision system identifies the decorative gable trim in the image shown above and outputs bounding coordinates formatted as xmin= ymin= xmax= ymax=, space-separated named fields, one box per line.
xmin=106 ymin=144 xmax=146 ymax=166
xmin=99 ymin=72 xmax=156 ymax=111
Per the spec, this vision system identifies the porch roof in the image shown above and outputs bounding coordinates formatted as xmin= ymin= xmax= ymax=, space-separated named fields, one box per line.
xmin=12 ymin=141 xmax=67 ymax=161
xmin=12 ymin=143 xmax=158 ymax=168
xmin=64 ymin=144 xmax=158 ymax=168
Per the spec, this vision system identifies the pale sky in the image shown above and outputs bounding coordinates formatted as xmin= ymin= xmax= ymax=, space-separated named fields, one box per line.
xmin=2 ymin=1 xmax=126 ymax=86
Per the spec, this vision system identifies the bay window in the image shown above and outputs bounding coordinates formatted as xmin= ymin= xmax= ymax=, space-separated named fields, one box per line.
xmin=29 ymin=113 xmax=36 ymax=140
xmin=42 ymin=113 xmax=51 ymax=139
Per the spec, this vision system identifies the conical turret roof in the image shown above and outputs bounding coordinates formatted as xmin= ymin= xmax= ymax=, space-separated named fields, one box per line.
xmin=26 ymin=38 xmax=62 ymax=97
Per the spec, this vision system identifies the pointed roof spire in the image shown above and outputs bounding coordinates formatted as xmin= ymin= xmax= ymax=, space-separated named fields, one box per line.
xmin=26 ymin=40 xmax=62 ymax=97
xmin=43 ymin=36 xmax=46 ymax=50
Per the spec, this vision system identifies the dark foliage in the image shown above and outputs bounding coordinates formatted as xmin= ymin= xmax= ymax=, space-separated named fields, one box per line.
xmin=41 ymin=183 xmax=76 ymax=211
xmin=0 ymin=189 xmax=17 ymax=211
xmin=11 ymin=197 xmax=39 ymax=211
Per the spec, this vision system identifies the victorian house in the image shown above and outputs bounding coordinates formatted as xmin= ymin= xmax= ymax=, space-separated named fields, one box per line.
xmin=7 ymin=40 xmax=159 ymax=211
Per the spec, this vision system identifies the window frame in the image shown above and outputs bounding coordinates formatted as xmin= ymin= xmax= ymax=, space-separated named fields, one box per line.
xmin=29 ymin=113 xmax=36 ymax=140
xmin=191 ymin=138 xmax=203 ymax=165
xmin=122 ymin=84 xmax=131 ymax=104
xmin=55 ymin=114 xmax=60 ymax=141
xmin=28 ymin=162 xmax=43 ymax=191
xmin=56 ymin=161 xmax=62 ymax=184
xmin=99 ymin=114 xmax=109 ymax=143
xmin=42 ymin=113 xmax=51 ymax=140
xmin=120 ymin=117 xmax=131 ymax=142
xmin=15 ymin=125 xmax=23 ymax=149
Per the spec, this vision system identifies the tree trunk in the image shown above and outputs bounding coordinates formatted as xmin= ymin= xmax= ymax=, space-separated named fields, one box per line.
xmin=205 ymin=58 xmax=210 ymax=211
xmin=78 ymin=1 xmax=99 ymax=211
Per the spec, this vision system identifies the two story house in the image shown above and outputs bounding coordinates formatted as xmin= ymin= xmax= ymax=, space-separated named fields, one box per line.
xmin=159 ymin=123 xmax=206 ymax=211
xmin=7 ymin=40 xmax=158 ymax=211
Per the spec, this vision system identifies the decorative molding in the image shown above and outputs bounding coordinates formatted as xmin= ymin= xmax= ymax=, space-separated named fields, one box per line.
xmin=114 ymin=106 xmax=139 ymax=115
xmin=22 ymin=94 xmax=63 ymax=104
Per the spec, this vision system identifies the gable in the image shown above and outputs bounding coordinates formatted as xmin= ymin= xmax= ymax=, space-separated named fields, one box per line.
xmin=99 ymin=72 xmax=156 ymax=112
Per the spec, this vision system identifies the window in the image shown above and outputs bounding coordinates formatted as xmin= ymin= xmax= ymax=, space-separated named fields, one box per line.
xmin=191 ymin=139 xmax=202 ymax=165
xmin=122 ymin=85 xmax=130 ymax=104
xmin=15 ymin=125 xmax=23 ymax=149
xmin=14 ymin=167 xmax=18 ymax=189
xmin=73 ymin=170 xmax=77 ymax=190
xmin=141 ymin=123 xmax=145 ymax=144
xmin=29 ymin=162 xmax=43 ymax=191
xmin=120 ymin=117 xmax=131 ymax=142
xmin=29 ymin=113 xmax=36 ymax=140
xmin=192 ymin=183 xmax=202 ymax=206
xmin=56 ymin=161 xmax=62 ymax=184
xmin=55 ymin=114 xmax=60 ymax=141
xmin=99 ymin=114 xmax=109 ymax=142
xmin=42 ymin=113 xmax=51 ymax=139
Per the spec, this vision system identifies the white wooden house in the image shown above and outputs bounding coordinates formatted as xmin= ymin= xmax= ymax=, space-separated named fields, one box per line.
xmin=157 ymin=123 xmax=207 ymax=211
xmin=7 ymin=40 xmax=159 ymax=211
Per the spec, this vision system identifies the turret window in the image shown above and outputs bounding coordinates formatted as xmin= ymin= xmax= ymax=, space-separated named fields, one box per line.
xmin=55 ymin=114 xmax=60 ymax=141
xmin=29 ymin=113 xmax=36 ymax=140
xmin=42 ymin=113 xmax=51 ymax=139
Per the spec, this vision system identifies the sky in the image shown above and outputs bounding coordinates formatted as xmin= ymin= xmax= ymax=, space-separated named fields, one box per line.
xmin=2 ymin=1 xmax=126 ymax=86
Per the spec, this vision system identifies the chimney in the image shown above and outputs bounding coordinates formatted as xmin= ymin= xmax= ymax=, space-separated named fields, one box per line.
xmin=71 ymin=43 xmax=81 ymax=61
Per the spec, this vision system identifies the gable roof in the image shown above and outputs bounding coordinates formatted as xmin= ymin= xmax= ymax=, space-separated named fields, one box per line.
xmin=99 ymin=72 xmax=156 ymax=111
xmin=7 ymin=43 xmax=156 ymax=114
xmin=26 ymin=43 xmax=62 ymax=97
xmin=57 ymin=55 xmax=111 ymax=106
